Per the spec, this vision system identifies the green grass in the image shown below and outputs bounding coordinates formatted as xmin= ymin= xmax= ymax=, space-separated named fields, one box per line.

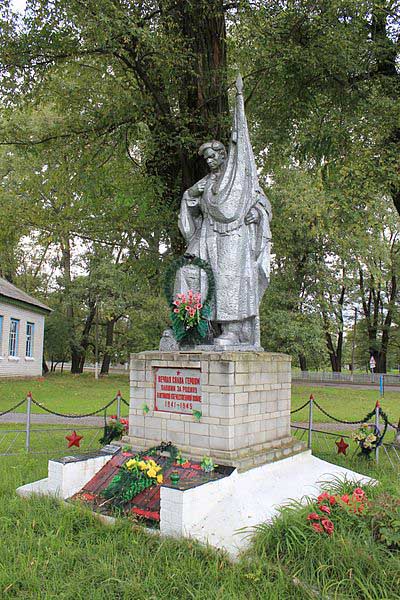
xmin=0 ymin=454 xmax=302 ymax=599
xmin=0 ymin=373 xmax=129 ymax=416
xmin=0 ymin=450 xmax=398 ymax=598
xmin=0 ymin=422 xmax=103 ymax=457
xmin=292 ymin=384 xmax=400 ymax=425
xmin=0 ymin=376 xmax=399 ymax=597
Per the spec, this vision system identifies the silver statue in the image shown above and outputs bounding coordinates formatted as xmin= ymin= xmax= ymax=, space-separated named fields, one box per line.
xmin=177 ymin=74 xmax=272 ymax=349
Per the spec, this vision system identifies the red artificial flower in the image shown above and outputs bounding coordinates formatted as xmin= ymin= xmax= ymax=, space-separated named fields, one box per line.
xmin=82 ymin=493 xmax=95 ymax=502
xmin=321 ymin=519 xmax=334 ymax=535
xmin=191 ymin=464 xmax=202 ymax=470
xmin=353 ymin=487 xmax=366 ymax=501
xmin=317 ymin=492 xmax=330 ymax=503
xmin=341 ymin=494 xmax=350 ymax=504
xmin=110 ymin=415 xmax=117 ymax=420
xmin=311 ymin=522 xmax=324 ymax=533
xmin=131 ymin=507 xmax=160 ymax=521
xmin=319 ymin=505 xmax=331 ymax=515
xmin=358 ymin=504 xmax=365 ymax=514
xmin=174 ymin=308 xmax=179 ymax=313
xmin=329 ymin=495 xmax=336 ymax=506
xmin=307 ymin=512 xmax=321 ymax=521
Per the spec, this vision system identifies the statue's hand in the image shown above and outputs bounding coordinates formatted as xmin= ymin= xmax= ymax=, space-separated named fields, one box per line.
xmin=245 ymin=207 xmax=260 ymax=225
xmin=188 ymin=179 xmax=206 ymax=198
xmin=196 ymin=180 xmax=206 ymax=193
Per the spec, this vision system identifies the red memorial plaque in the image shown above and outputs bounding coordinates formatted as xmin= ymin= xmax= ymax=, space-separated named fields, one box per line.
xmin=154 ymin=367 xmax=201 ymax=415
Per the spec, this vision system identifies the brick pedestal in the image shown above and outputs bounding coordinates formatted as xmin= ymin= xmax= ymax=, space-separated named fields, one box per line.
xmin=125 ymin=351 xmax=305 ymax=471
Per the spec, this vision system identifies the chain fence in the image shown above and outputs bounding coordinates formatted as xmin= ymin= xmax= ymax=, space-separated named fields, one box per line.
xmin=290 ymin=395 xmax=400 ymax=473
xmin=0 ymin=391 xmax=130 ymax=457
xmin=1 ymin=388 xmax=399 ymax=473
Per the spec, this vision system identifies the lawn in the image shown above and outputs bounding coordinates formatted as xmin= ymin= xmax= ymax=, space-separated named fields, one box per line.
xmin=0 ymin=375 xmax=399 ymax=598
xmin=0 ymin=373 xmax=130 ymax=416
xmin=292 ymin=384 xmax=400 ymax=426
xmin=0 ymin=450 xmax=399 ymax=598
xmin=1 ymin=373 xmax=399 ymax=426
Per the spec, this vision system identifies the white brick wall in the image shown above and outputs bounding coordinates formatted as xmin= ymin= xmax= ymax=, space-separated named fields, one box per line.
xmin=0 ymin=300 xmax=45 ymax=378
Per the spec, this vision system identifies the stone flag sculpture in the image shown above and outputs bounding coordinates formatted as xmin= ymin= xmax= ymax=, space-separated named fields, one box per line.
xmin=176 ymin=74 xmax=272 ymax=349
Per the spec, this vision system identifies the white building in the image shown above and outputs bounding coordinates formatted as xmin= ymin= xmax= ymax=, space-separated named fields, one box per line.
xmin=0 ymin=278 xmax=51 ymax=378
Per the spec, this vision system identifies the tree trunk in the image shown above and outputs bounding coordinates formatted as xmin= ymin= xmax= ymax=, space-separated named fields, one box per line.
xmin=298 ymin=354 xmax=307 ymax=371
xmin=121 ymin=1 xmax=229 ymax=254
xmin=42 ymin=358 xmax=49 ymax=375
xmin=77 ymin=299 xmax=97 ymax=374
xmin=100 ymin=318 xmax=117 ymax=375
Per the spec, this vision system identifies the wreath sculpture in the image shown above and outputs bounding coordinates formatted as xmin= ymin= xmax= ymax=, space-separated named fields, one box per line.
xmin=164 ymin=254 xmax=215 ymax=344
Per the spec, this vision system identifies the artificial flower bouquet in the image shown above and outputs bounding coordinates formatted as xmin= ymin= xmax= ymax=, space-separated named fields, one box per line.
xmin=99 ymin=415 xmax=129 ymax=445
xmin=352 ymin=423 xmax=378 ymax=456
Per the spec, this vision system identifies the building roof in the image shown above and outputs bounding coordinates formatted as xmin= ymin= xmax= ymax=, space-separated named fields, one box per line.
xmin=0 ymin=277 xmax=52 ymax=313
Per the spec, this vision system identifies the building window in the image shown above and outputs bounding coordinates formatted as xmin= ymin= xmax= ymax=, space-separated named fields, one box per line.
xmin=9 ymin=318 xmax=20 ymax=357
xmin=0 ymin=315 xmax=3 ymax=355
xmin=26 ymin=322 xmax=35 ymax=358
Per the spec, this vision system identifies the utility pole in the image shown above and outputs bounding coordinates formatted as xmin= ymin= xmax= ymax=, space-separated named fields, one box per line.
xmin=95 ymin=302 xmax=99 ymax=380
xmin=351 ymin=307 xmax=358 ymax=378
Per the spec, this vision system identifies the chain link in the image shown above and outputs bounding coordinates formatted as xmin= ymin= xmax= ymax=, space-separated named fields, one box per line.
xmin=290 ymin=399 xmax=311 ymax=414
xmin=30 ymin=397 xmax=117 ymax=418
xmin=0 ymin=398 xmax=27 ymax=417
xmin=313 ymin=400 xmax=369 ymax=425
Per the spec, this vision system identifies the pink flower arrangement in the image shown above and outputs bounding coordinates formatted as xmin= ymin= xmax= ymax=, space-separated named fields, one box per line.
xmin=307 ymin=486 xmax=368 ymax=536
xmin=173 ymin=290 xmax=203 ymax=329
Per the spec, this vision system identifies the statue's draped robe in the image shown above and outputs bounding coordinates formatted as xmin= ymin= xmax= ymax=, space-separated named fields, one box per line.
xmin=178 ymin=80 xmax=271 ymax=325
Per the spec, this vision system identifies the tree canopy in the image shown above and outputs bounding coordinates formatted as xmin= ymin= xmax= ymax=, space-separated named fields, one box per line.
xmin=0 ymin=0 xmax=399 ymax=372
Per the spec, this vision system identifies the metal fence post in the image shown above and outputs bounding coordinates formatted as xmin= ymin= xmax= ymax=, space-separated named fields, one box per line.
xmin=308 ymin=394 xmax=314 ymax=450
xmin=375 ymin=400 xmax=380 ymax=464
xmin=26 ymin=391 xmax=32 ymax=452
xmin=116 ymin=390 xmax=121 ymax=420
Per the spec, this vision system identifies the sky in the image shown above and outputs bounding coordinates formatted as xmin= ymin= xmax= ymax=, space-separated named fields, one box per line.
xmin=12 ymin=0 xmax=26 ymax=12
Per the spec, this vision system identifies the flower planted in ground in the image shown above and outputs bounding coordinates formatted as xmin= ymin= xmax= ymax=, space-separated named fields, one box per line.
xmin=307 ymin=486 xmax=370 ymax=536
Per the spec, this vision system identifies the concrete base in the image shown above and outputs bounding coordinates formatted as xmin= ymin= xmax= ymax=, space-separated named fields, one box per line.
xmin=127 ymin=351 xmax=299 ymax=468
xmin=16 ymin=449 xmax=118 ymax=499
xmin=16 ymin=449 xmax=375 ymax=559
xmin=160 ymin=450 xmax=375 ymax=557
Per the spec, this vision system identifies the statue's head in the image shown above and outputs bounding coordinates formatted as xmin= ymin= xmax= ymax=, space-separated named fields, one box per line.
xmin=198 ymin=140 xmax=227 ymax=172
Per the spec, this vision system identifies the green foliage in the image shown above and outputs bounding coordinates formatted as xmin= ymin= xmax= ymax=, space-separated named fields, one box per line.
xmin=250 ymin=479 xmax=400 ymax=599
xmin=370 ymin=493 xmax=400 ymax=550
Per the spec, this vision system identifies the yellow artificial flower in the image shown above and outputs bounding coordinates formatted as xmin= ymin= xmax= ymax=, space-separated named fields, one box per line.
xmin=157 ymin=474 xmax=163 ymax=484
xmin=147 ymin=468 xmax=157 ymax=478
xmin=125 ymin=459 xmax=138 ymax=470
xmin=138 ymin=461 xmax=147 ymax=470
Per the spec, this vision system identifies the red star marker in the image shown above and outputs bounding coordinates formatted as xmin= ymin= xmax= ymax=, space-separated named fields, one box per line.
xmin=66 ymin=431 xmax=83 ymax=448
xmin=336 ymin=437 xmax=349 ymax=456
xmin=176 ymin=371 xmax=181 ymax=375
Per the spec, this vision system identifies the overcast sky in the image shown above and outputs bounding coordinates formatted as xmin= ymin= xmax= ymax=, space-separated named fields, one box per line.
xmin=12 ymin=0 xmax=26 ymax=12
